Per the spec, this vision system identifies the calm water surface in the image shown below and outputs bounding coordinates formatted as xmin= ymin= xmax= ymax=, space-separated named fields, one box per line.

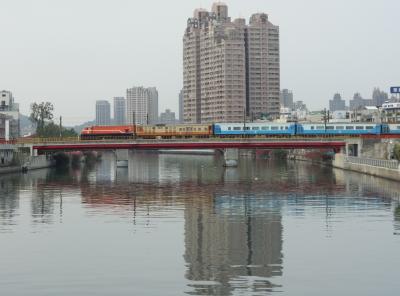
xmin=0 ymin=151 xmax=400 ymax=296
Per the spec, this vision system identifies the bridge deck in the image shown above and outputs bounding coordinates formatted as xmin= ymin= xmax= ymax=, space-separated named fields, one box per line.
xmin=20 ymin=138 xmax=347 ymax=151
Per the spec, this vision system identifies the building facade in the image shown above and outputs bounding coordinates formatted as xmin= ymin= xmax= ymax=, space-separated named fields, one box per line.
xmin=0 ymin=90 xmax=20 ymax=139
xmin=147 ymin=87 xmax=159 ymax=124
xmin=329 ymin=93 xmax=346 ymax=112
xmin=95 ymin=100 xmax=111 ymax=126
xmin=113 ymin=97 xmax=126 ymax=125
xmin=179 ymin=89 xmax=184 ymax=123
xmin=280 ymin=89 xmax=293 ymax=110
xmin=126 ymin=87 xmax=159 ymax=125
xmin=159 ymin=109 xmax=176 ymax=125
xmin=183 ymin=3 xmax=280 ymax=123
xmin=372 ymin=88 xmax=388 ymax=107
xmin=349 ymin=93 xmax=373 ymax=111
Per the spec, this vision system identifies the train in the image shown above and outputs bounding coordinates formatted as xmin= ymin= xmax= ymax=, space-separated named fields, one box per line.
xmin=80 ymin=122 xmax=400 ymax=140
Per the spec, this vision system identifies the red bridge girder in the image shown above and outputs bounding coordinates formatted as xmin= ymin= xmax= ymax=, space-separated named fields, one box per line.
xmin=32 ymin=141 xmax=346 ymax=152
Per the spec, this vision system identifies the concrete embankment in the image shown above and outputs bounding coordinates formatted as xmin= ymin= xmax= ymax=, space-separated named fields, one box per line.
xmin=332 ymin=154 xmax=400 ymax=182
xmin=0 ymin=155 xmax=55 ymax=175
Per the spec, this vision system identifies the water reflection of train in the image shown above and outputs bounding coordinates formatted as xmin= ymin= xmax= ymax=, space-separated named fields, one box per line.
xmin=80 ymin=123 xmax=400 ymax=140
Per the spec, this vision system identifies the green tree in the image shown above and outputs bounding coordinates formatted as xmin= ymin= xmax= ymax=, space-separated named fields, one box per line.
xmin=39 ymin=122 xmax=78 ymax=138
xmin=29 ymin=102 xmax=77 ymax=138
xmin=30 ymin=102 xmax=54 ymax=134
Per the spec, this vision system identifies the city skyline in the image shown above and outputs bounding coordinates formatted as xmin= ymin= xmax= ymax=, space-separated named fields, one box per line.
xmin=1 ymin=0 xmax=399 ymax=126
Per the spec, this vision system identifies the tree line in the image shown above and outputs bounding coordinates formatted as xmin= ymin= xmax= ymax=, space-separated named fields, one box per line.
xmin=30 ymin=102 xmax=77 ymax=138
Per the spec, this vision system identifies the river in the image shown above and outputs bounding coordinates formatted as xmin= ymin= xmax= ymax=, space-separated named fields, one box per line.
xmin=0 ymin=151 xmax=399 ymax=295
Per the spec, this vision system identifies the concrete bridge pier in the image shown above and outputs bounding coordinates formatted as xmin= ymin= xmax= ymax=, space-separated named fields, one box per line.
xmin=115 ymin=149 xmax=129 ymax=167
xmin=224 ymin=148 xmax=239 ymax=167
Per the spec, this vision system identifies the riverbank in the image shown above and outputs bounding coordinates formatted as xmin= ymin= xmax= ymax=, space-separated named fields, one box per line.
xmin=0 ymin=155 xmax=55 ymax=175
xmin=332 ymin=153 xmax=400 ymax=182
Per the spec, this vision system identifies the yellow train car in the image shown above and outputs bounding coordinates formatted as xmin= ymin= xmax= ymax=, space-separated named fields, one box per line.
xmin=136 ymin=124 xmax=212 ymax=139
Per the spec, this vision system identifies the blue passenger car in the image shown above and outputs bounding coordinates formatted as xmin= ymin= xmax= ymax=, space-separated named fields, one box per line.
xmin=297 ymin=123 xmax=382 ymax=136
xmin=387 ymin=124 xmax=400 ymax=135
xmin=213 ymin=123 xmax=297 ymax=136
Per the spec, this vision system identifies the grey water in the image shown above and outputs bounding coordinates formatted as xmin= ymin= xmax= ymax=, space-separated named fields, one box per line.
xmin=0 ymin=151 xmax=399 ymax=296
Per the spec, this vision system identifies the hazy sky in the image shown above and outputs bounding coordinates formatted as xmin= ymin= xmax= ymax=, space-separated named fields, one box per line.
xmin=1 ymin=0 xmax=399 ymax=125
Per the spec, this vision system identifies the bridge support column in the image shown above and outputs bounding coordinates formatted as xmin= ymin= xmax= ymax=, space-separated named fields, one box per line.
xmin=115 ymin=149 xmax=129 ymax=167
xmin=224 ymin=148 xmax=239 ymax=167
xmin=31 ymin=147 xmax=38 ymax=157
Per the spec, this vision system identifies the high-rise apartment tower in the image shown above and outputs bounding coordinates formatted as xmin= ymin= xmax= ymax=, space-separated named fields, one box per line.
xmin=113 ymin=97 xmax=126 ymax=125
xmin=126 ymin=87 xmax=159 ymax=125
xmin=95 ymin=100 xmax=111 ymax=126
xmin=183 ymin=3 xmax=280 ymax=123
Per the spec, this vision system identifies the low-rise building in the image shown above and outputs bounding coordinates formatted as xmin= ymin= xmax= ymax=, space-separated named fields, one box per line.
xmin=0 ymin=90 xmax=20 ymax=139
xmin=159 ymin=109 xmax=176 ymax=125
xmin=382 ymin=102 xmax=400 ymax=123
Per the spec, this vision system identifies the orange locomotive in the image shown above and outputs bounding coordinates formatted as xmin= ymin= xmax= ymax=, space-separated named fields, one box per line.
xmin=81 ymin=125 xmax=136 ymax=140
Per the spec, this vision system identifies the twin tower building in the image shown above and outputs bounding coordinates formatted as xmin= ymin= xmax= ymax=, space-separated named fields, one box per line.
xmin=183 ymin=2 xmax=280 ymax=123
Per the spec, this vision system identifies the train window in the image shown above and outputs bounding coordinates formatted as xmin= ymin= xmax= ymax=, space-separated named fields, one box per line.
xmin=346 ymin=126 xmax=354 ymax=130
xmin=271 ymin=127 xmax=279 ymax=130
xmin=233 ymin=127 xmax=241 ymax=131
xmin=356 ymin=126 xmax=364 ymax=130
xmin=365 ymin=126 xmax=374 ymax=130
xmin=228 ymin=127 xmax=232 ymax=130
xmin=252 ymin=127 xmax=259 ymax=130
xmin=245 ymin=127 xmax=250 ymax=130
xmin=316 ymin=126 xmax=324 ymax=130
xmin=326 ymin=126 xmax=334 ymax=130
xmin=261 ymin=126 xmax=269 ymax=130
xmin=280 ymin=127 xmax=284 ymax=130
xmin=285 ymin=127 xmax=289 ymax=130
xmin=336 ymin=126 xmax=344 ymax=130
xmin=397 ymin=126 xmax=400 ymax=130
xmin=311 ymin=126 xmax=315 ymax=130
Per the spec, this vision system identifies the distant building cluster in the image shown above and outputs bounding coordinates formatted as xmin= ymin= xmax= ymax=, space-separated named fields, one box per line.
xmin=328 ymin=88 xmax=391 ymax=113
xmin=94 ymin=86 xmax=182 ymax=126
xmin=183 ymin=2 xmax=280 ymax=124
xmin=0 ymin=90 xmax=20 ymax=140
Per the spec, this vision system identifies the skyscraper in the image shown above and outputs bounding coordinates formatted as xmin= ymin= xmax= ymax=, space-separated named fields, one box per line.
xmin=372 ymin=88 xmax=388 ymax=107
xmin=126 ymin=87 xmax=159 ymax=125
xmin=147 ymin=87 xmax=159 ymax=124
xmin=329 ymin=93 xmax=346 ymax=112
xmin=183 ymin=3 xmax=280 ymax=123
xmin=113 ymin=97 xmax=126 ymax=125
xmin=280 ymin=89 xmax=294 ymax=110
xmin=95 ymin=100 xmax=111 ymax=126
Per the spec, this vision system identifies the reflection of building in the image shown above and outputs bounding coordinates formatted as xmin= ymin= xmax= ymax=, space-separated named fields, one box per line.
xmin=184 ymin=195 xmax=283 ymax=295
xmin=128 ymin=151 xmax=160 ymax=183
xmin=0 ymin=175 xmax=20 ymax=228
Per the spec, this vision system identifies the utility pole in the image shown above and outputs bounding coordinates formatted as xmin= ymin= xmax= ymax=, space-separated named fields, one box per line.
xmin=59 ymin=116 xmax=62 ymax=138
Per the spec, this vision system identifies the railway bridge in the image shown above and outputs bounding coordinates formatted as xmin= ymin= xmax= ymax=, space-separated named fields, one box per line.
xmin=15 ymin=138 xmax=348 ymax=167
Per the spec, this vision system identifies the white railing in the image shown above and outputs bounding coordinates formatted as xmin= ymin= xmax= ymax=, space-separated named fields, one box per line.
xmin=346 ymin=156 xmax=399 ymax=170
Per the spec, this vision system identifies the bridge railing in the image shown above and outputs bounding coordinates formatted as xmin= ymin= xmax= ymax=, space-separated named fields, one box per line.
xmin=346 ymin=156 xmax=400 ymax=170
xmin=16 ymin=137 xmax=348 ymax=145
